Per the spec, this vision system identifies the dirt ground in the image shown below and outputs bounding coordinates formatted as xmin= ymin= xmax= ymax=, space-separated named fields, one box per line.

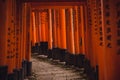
xmin=26 ymin=54 xmax=88 ymax=80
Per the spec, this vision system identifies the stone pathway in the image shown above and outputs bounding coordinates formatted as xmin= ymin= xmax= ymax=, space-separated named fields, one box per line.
xmin=28 ymin=54 xmax=88 ymax=80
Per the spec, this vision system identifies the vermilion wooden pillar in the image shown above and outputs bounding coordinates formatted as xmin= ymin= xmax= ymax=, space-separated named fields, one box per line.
xmin=30 ymin=12 xmax=34 ymax=50
xmin=51 ymin=9 xmax=58 ymax=59
xmin=38 ymin=11 xmax=43 ymax=55
xmin=59 ymin=8 xmax=67 ymax=61
xmin=48 ymin=9 xmax=53 ymax=58
xmin=15 ymin=0 xmax=24 ymax=79
xmin=32 ymin=12 xmax=37 ymax=46
xmin=30 ymin=10 xmax=35 ymax=52
xmin=41 ymin=10 xmax=49 ymax=43
xmin=79 ymin=6 xmax=86 ymax=55
xmin=52 ymin=10 xmax=57 ymax=50
xmin=69 ymin=6 xmax=85 ymax=68
xmin=34 ymin=10 xmax=40 ymax=53
xmin=73 ymin=6 xmax=80 ymax=55
xmin=22 ymin=3 xmax=27 ymax=63
xmin=73 ymin=6 xmax=85 ymax=67
xmin=56 ymin=9 xmax=61 ymax=50
xmin=18 ymin=3 xmax=26 ymax=78
xmin=21 ymin=3 xmax=27 ymax=77
xmin=0 ymin=1 xmax=8 ymax=79
xmin=38 ymin=12 xmax=42 ymax=44
xmin=32 ymin=12 xmax=36 ymax=53
xmin=6 ymin=1 xmax=16 ymax=78
xmin=84 ymin=0 xmax=92 ymax=65
xmin=60 ymin=9 xmax=67 ymax=49
xmin=101 ymin=0 xmax=120 ymax=80
xmin=35 ymin=10 xmax=39 ymax=47
xmin=12 ymin=0 xmax=16 ymax=73
xmin=45 ymin=10 xmax=49 ymax=55
xmin=25 ymin=3 xmax=32 ymax=76
xmin=51 ymin=9 xmax=60 ymax=59
xmin=85 ymin=0 xmax=102 ymax=79
xmin=87 ymin=0 xmax=100 ymax=79
xmin=95 ymin=0 xmax=105 ymax=80
xmin=65 ymin=8 xmax=75 ymax=65
xmin=85 ymin=0 xmax=96 ymax=79
xmin=12 ymin=1 xmax=22 ymax=80
xmin=113 ymin=0 xmax=120 ymax=79
xmin=16 ymin=1 xmax=24 ymax=69
xmin=39 ymin=9 xmax=49 ymax=55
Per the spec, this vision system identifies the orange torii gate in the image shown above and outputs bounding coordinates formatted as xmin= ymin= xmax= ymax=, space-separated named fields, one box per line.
xmin=1 ymin=0 xmax=120 ymax=80
xmin=0 ymin=0 xmax=32 ymax=79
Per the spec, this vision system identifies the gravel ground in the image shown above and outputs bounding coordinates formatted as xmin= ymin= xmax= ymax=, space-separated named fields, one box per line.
xmin=27 ymin=54 xmax=88 ymax=80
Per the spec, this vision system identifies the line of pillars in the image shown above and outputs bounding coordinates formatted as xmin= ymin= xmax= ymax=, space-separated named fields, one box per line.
xmin=0 ymin=0 xmax=120 ymax=80
xmin=31 ymin=0 xmax=120 ymax=80
xmin=0 ymin=0 xmax=32 ymax=80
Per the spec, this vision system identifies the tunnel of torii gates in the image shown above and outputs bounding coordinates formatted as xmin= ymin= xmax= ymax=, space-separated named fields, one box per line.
xmin=0 ymin=0 xmax=120 ymax=80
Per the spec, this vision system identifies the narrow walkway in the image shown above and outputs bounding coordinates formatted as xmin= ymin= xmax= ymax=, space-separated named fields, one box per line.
xmin=29 ymin=54 xmax=88 ymax=80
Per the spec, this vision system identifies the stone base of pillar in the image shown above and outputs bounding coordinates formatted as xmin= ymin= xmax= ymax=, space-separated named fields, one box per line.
xmin=84 ymin=58 xmax=91 ymax=74
xmin=13 ymin=69 xmax=24 ymax=80
xmin=38 ymin=42 xmax=42 ymax=55
xmin=31 ymin=46 xmax=35 ymax=53
xmin=65 ymin=52 xmax=75 ymax=65
xmin=44 ymin=42 xmax=48 ymax=55
xmin=8 ymin=72 xmax=16 ymax=80
xmin=22 ymin=60 xmax=27 ymax=78
xmin=26 ymin=61 xmax=32 ymax=76
xmin=13 ymin=69 xmax=19 ymax=80
xmin=75 ymin=54 xmax=85 ymax=68
xmin=19 ymin=68 xmax=24 ymax=80
xmin=84 ymin=59 xmax=99 ymax=80
xmin=52 ymin=48 xmax=59 ymax=60
xmin=0 ymin=66 xmax=8 ymax=80
xmin=59 ymin=49 xmax=66 ymax=62
xmin=40 ymin=42 xmax=44 ymax=55
xmin=88 ymin=65 xmax=99 ymax=80
xmin=40 ymin=42 xmax=48 ymax=55
xmin=35 ymin=43 xmax=39 ymax=53
xmin=47 ymin=49 xmax=52 ymax=58
xmin=95 ymin=65 xmax=99 ymax=80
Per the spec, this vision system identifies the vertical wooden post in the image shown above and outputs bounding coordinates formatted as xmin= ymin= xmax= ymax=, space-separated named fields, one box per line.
xmin=65 ymin=8 xmax=75 ymax=65
xmin=56 ymin=9 xmax=61 ymax=50
xmin=25 ymin=3 xmax=32 ymax=76
xmin=60 ymin=9 xmax=67 ymax=50
xmin=73 ymin=6 xmax=80 ymax=55
xmin=6 ymin=0 xmax=15 ymax=76
xmin=48 ymin=9 xmax=53 ymax=58
xmin=85 ymin=0 xmax=103 ymax=79
xmin=96 ymin=0 xmax=105 ymax=80
xmin=59 ymin=8 xmax=67 ymax=61
xmin=72 ymin=6 xmax=85 ymax=67
xmin=32 ymin=12 xmax=37 ymax=46
xmin=35 ymin=11 xmax=39 ymax=44
xmin=0 ymin=0 xmax=8 ymax=79
xmin=51 ymin=9 xmax=58 ymax=59
xmin=54 ymin=9 xmax=61 ymax=59
xmin=34 ymin=10 xmax=40 ymax=53
xmin=22 ymin=3 xmax=27 ymax=62
xmin=31 ymin=11 xmax=37 ymax=54
xmin=101 ymin=0 xmax=120 ymax=80
xmin=39 ymin=9 xmax=49 ymax=55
